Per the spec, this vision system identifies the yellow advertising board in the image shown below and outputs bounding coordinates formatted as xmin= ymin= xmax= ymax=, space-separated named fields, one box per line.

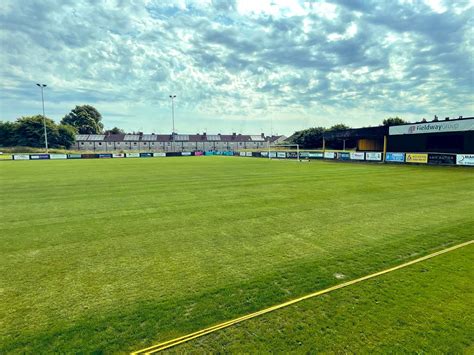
xmin=0 ymin=154 xmax=12 ymax=160
xmin=406 ymin=153 xmax=428 ymax=163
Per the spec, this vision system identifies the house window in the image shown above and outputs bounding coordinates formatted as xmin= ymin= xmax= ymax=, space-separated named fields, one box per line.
xmin=81 ymin=142 xmax=84 ymax=145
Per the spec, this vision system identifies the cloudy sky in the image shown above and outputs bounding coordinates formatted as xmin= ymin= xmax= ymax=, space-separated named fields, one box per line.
xmin=0 ymin=0 xmax=473 ymax=135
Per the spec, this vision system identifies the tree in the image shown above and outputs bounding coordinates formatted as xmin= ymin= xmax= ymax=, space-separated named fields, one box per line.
xmin=0 ymin=121 xmax=17 ymax=147
xmin=13 ymin=115 xmax=59 ymax=148
xmin=287 ymin=127 xmax=326 ymax=148
xmin=61 ymin=105 xmax=104 ymax=134
xmin=383 ymin=117 xmax=406 ymax=126
xmin=105 ymin=127 xmax=125 ymax=135
xmin=56 ymin=124 xmax=77 ymax=148
xmin=328 ymin=123 xmax=350 ymax=131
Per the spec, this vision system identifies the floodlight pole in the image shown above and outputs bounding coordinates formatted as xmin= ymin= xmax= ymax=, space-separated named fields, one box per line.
xmin=169 ymin=95 xmax=176 ymax=151
xmin=36 ymin=83 xmax=49 ymax=152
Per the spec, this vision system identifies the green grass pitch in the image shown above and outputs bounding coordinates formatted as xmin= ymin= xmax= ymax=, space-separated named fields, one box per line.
xmin=0 ymin=157 xmax=473 ymax=353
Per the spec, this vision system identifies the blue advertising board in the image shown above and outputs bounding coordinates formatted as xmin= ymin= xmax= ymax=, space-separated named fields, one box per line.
xmin=30 ymin=154 xmax=50 ymax=160
xmin=385 ymin=152 xmax=405 ymax=162
xmin=337 ymin=152 xmax=350 ymax=160
xmin=139 ymin=152 xmax=153 ymax=157
xmin=99 ymin=153 xmax=112 ymax=158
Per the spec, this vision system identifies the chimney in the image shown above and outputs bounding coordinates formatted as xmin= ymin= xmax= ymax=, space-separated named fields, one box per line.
xmin=203 ymin=132 xmax=207 ymax=136
xmin=261 ymin=133 xmax=265 ymax=138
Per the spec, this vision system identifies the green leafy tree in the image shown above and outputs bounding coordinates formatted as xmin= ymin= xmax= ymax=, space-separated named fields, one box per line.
xmin=61 ymin=105 xmax=104 ymax=134
xmin=288 ymin=127 xmax=326 ymax=148
xmin=328 ymin=123 xmax=350 ymax=131
xmin=105 ymin=127 xmax=125 ymax=135
xmin=0 ymin=121 xmax=18 ymax=147
xmin=383 ymin=117 xmax=407 ymax=126
xmin=14 ymin=115 xmax=60 ymax=148
xmin=56 ymin=124 xmax=77 ymax=148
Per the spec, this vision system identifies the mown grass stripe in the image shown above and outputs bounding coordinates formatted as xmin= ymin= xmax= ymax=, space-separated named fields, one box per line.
xmin=132 ymin=240 xmax=474 ymax=354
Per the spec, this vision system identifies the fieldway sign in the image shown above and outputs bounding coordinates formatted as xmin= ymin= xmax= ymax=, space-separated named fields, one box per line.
xmin=389 ymin=118 xmax=474 ymax=135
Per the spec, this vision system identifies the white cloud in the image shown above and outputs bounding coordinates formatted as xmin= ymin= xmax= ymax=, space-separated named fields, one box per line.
xmin=0 ymin=0 xmax=472 ymax=135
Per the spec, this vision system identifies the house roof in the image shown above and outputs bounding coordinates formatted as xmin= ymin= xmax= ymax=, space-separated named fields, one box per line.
xmin=77 ymin=133 xmax=285 ymax=143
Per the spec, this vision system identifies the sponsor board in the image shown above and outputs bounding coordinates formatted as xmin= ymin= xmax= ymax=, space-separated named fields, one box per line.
xmin=350 ymin=152 xmax=365 ymax=161
xmin=406 ymin=153 xmax=428 ymax=164
xmin=269 ymin=152 xmax=277 ymax=158
xmin=277 ymin=152 xmax=286 ymax=158
xmin=365 ymin=152 xmax=382 ymax=161
xmin=99 ymin=153 xmax=112 ymax=158
xmin=389 ymin=118 xmax=474 ymax=135
xmin=427 ymin=153 xmax=456 ymax=165
xmin=67 ymin=154 xmax=82 ymax=159
xmin=337 ymin=152 xmax=350 ymax=160
xmin=30 ymin=154 xmax=50 ymax=160
xmin=287 ymin=152 xmax=298 ymax=159
xmin=126 ymin=153 xmax=140 ymax=158
xmin=308 ymin=152 xmax=324 ymax=159
xmin=112 ymin=153 xmax=125 ymax=158
xmin=299 ymin=152 xmax=310 ymax=158
xmin=324 ymin=151 xmax=336 ymax=159
xmin=194 ymin=151 xmax=203 ymax=156
xmin=239 ymin=152 xmax=246 ymax=157
xmin=49 ymin=154 xmax=67 ymax=159
xmin=252 ymin=152 xmax=262 ymax=157
xmin=13 ymin=154 xmax=30 ymax=160
xmin=181 ymin=152 xmax=192 ymax=156
xmin=0 ymin=154 xmax=12 ymax=160
xmin=139 ymin=152 xmax=153 ymax=157
xmin=153 ymin=152 xmax=166 ymax=157
xmin=385 ymin=152 xmax=405 ymax=162
xmin=166 ymin=152 xmax=181 ymax=156
xmin=246 ymin=152 xmax=253 ymax=157
xmin=260 ymin=151 xmax=269 ymax=157
xmin=456 ymin=154 xmax=474 ymax=166
xmin=81 ymin=154 xmax=98 ymax=159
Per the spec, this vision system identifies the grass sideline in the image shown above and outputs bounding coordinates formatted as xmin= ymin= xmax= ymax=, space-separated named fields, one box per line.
xmin=1 ymin=157 xmax=473 ymax=352
xmin=173 ymin=244 xmax=474 ymax=353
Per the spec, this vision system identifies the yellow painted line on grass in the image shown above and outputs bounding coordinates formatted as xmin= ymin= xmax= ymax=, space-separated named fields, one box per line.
xmin=132 ymin=239 xmax=474 ymax=354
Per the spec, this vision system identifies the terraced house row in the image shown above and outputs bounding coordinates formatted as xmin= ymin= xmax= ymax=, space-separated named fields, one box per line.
xmin=74 ymin=132 xmax=287 ymax=151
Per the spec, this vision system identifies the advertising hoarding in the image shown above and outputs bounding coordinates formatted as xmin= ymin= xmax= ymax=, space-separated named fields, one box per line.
xmin=406 ymin=153 xmax=428 ymax=164
xmin=389 ymin=118 xmax=474 ymax=135
xmin=49 ymin=154 xmax=67 ymax=159
xmin=67 ymin=154 xmax=82 ymax=159
xmin=324 ymin=151 xmax=335 ymax=159
xmin=13 ymin=154 xmax=30 ymax=160
xmin=139 ymin=153 xmax=153 ymax=157
xmin=365 ymin=152 xmax=382 ymax=161
xmin=456 ymin=154 xmax=474 ymax=166
xmin=99 ymin=154 xmax=112 ymax=158
xmin=277 ymin=152 xmax=286 ymax=158
xmin=246 ymin=152 xmax=253 ymax=157
xmin=337 ymin=152 xmax=350 ymax=160
xmin=308 ymin=152 xmax=324 ymax=159
xmin=126 ymin=153 xmax=140 ymax=158
xmin=181 ymin=152 xmax=192 ymax=156
xmin=385 ymin=152 xmax=405 ymax=162
xmin=153 ymin=152 xmax=166 ymax=157
xmin=30 ymin=154 xmax=50 ymax=160
xmin=112 ymin=153 xmax=125 ymax=158
xmin=350 ymin=152 xmax=365 ymax=160
xmin=427 ymin=153 xmax=456 ymax=165
xmin=260 ymin=151 xmax=269 ymax=157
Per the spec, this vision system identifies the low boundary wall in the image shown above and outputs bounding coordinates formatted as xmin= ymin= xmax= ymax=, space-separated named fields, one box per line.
xmin=2 ymin=151 xmax=473 ymax=166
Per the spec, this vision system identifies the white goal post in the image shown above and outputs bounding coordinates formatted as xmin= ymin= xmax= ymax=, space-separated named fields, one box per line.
xmin=268 ymin=143 xmax=301 ymax=161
